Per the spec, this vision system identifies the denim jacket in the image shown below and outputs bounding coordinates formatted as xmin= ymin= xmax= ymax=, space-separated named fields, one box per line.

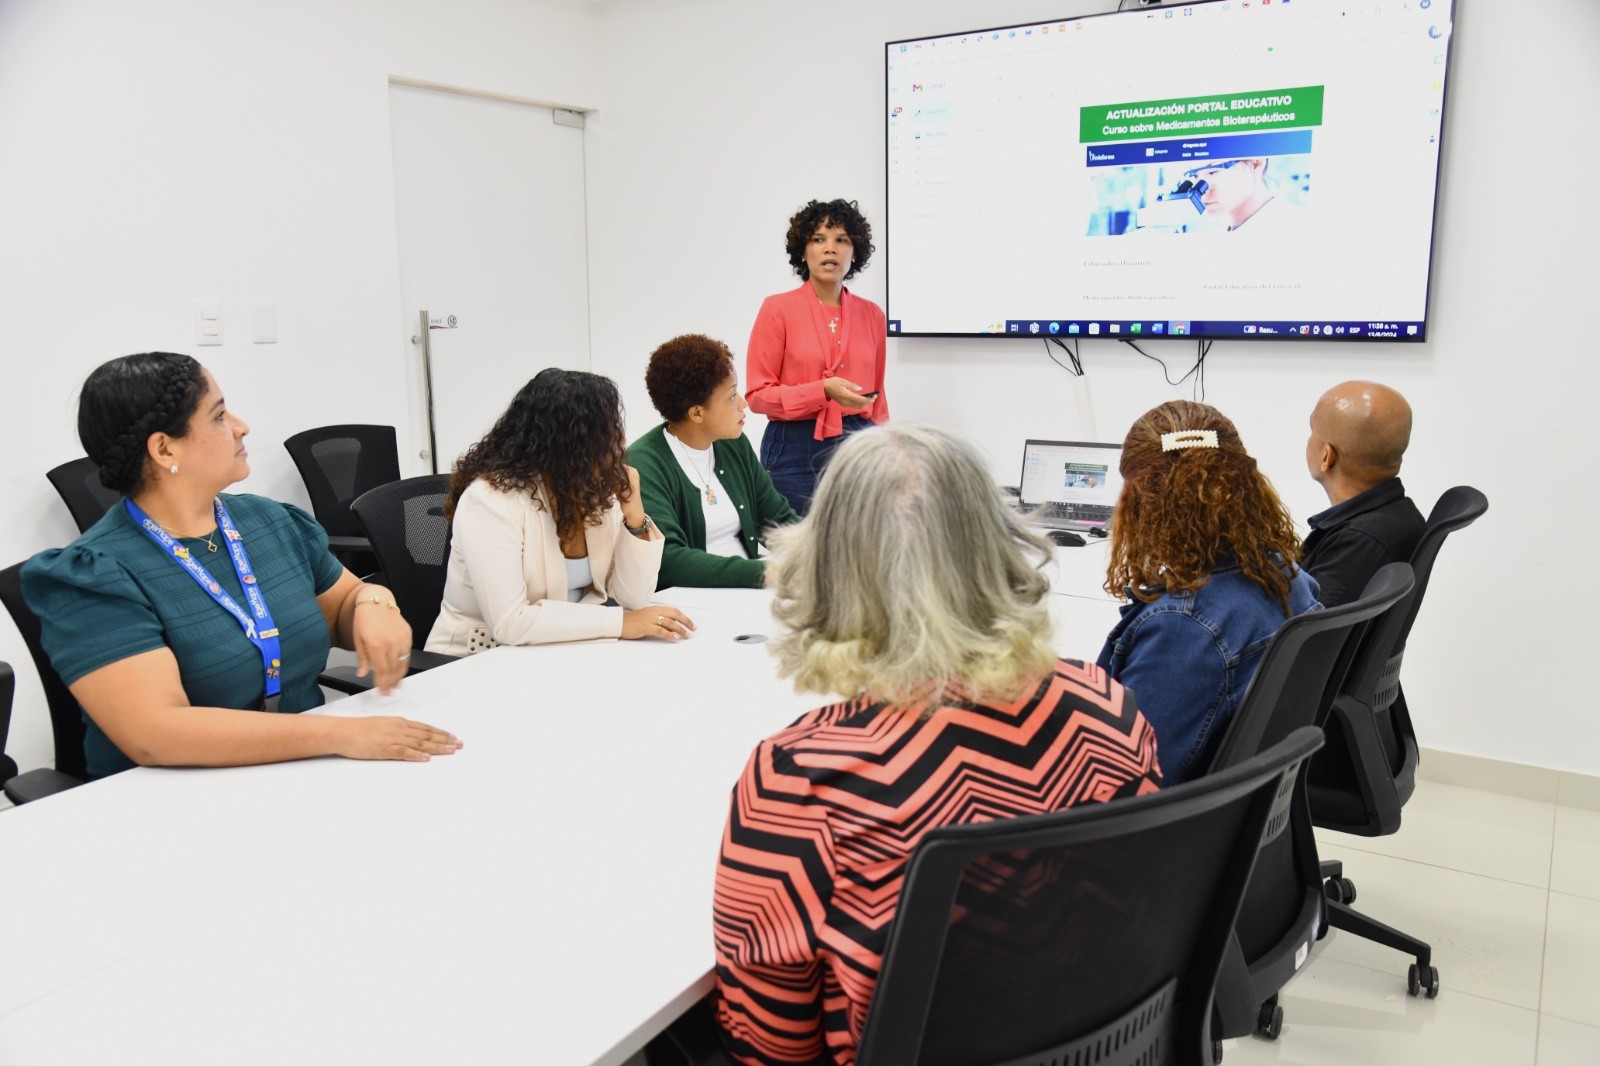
xmin=1097 ymin=563 xmax=1321 ymax=784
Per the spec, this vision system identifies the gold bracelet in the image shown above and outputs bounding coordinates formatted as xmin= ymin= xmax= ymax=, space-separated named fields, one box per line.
xmin=355 ymin=596 xmax=400 ymax=611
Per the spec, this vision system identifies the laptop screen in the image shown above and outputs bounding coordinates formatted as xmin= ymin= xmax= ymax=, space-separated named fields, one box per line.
xmin=1019 ymin=440 xmax=1123 ymax=516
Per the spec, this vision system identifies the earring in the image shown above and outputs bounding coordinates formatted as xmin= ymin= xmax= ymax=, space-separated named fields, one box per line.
xmin=169 ymin=464 xmax=179 ymax=474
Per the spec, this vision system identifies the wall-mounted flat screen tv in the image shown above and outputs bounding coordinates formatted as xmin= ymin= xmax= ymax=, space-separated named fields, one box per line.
xmin=885 ymin=0 xmax=1456 ymax=341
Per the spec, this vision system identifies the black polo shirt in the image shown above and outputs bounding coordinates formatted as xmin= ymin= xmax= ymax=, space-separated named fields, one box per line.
xmin=1302 ymin=477 xmax=1426 ymax=608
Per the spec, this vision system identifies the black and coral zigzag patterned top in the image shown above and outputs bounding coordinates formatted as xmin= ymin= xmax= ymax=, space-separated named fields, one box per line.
xmin=712 ymin=658 xmax=1162 ymax=1065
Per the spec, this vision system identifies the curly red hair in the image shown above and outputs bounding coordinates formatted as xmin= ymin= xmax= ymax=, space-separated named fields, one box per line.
xmin=1105 ymin=400 xmax=1302 ymax=612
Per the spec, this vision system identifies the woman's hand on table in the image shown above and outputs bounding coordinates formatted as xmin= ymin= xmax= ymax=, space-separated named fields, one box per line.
xmin=622 ymin=606 xmax=696 ymax=641
xmin=329 ymin=717 xmax=462 ymax=762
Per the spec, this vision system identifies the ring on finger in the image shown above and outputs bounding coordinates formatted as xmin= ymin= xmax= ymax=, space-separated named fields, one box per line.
xmin=655 ymin=615 xmax=668 ymax=628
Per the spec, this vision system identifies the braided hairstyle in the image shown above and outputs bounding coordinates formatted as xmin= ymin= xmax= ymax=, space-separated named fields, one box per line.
xmin=1105 ymin=400 xmax=1302 ymax=613
xmin=444 ymin=368 xmax=633 ymax=545
xmin=77 ymin=353 xmax=207 ymax=494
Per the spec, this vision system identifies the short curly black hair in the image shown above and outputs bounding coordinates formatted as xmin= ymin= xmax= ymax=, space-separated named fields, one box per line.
xmin=645 ymin=334 xmax=736 ymax=423
xmin=78 ymin=352 xmax=208 ymax=494
xmin=785 ymin=198 xmax=875 ymax=281
xmin=445 ymin=368 xmax=632 ymax=544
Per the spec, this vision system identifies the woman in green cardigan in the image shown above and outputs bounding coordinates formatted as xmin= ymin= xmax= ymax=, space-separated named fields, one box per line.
xmin=629 ymin=335 xmax=800 ymax=589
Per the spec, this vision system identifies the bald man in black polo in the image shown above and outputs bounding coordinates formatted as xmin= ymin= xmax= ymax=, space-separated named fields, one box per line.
xmin=1302 ymin=381 xmax=1426 ymax=608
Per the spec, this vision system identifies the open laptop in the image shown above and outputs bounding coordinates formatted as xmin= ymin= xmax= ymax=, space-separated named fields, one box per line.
xmin=1017 ymin=439 xmax=1122 ymax=531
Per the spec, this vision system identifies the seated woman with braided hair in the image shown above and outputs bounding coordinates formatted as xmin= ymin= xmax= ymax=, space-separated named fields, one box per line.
xmin=23 ymin=352 xmax=462 ymax=780
xmin=1097 ymin=400 xmax=1321 ymax=784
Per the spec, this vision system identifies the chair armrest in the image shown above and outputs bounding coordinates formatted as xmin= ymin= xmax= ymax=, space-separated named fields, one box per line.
xmin=326 ymin=535 xmax=373 ymax=553
xmin=661 ymin=998 xmax=738 ymax=1066
xmin=1318 ymin=694 xmax=1404 ymax=834
xmin=317 ymin=648 xmax=458 ymax=696
xmin=404 ymin=649 xmax=456 ymax=673
xmin=317 ymin=665 xmax=372 ymax=697
xmin=4 ymin=767 xmax=85 ymax=805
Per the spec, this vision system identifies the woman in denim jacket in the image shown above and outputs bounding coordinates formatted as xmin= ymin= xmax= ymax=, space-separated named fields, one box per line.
xmin=1097 ymin=401 xmax=1321 ymax=784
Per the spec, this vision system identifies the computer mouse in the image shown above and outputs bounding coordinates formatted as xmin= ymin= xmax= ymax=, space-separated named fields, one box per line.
xmin=1047 ymin=530 xmax=1086 ymax=547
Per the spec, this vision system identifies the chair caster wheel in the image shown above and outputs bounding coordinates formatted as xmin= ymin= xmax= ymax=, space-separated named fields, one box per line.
xmin=1254 ymin=1001 xmax=1283 ymax=1040
xmin=1323 ymin=876 xmax=1357 ymax=905
xmin=1407 ymin=963 xmax=1440 ymax=998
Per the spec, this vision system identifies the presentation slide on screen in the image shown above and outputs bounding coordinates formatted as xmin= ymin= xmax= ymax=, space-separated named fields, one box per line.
xmin=1021 ymin=446 xmax=1123 ymax=506
xmin=886 ymin=0 xmax=1454 ymax=339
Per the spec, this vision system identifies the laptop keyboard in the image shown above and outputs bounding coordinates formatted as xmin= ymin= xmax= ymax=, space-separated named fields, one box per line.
xmin=1038 ymin=503 xmax=1109 ymax=523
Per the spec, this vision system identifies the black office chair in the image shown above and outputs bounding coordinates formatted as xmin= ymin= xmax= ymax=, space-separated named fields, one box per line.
xmin=46 ymin=457 xmax=123 ymax=534
xmin=313 ymin=475 xmax=456 ymax=695
xmin=283 ymin=424 xmax=402 ymax=572
xmin=349 ymin=475 xmax=454 ymax=641
xmin=1308 ymin=486 xmax=1487 ymax=998
xmin=1 ymin=661 xmax=16 ymax=787
xmin=1205 ymin=563 xmax=1416 ymax=1041
xmin=665 ymin=729 xmax=1325 ymax=1066
xmin=0 ymin=563 xmax=89 ymax=804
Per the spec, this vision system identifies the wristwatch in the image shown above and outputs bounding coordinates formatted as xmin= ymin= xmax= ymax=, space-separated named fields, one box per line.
xmin=624 ymin=515 xmax=653 ymax=536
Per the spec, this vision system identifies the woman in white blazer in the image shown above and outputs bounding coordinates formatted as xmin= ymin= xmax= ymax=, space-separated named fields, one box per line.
xmin=426 ymin=369 xmax=695 ymax=654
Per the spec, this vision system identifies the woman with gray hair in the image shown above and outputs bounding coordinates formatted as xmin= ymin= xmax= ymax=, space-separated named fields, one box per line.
xmin=709 ymin=423 xmax=1162 ymax=1065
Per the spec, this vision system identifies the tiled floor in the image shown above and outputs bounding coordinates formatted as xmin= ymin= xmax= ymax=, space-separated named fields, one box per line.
xmin=1216 ymin=779 xmax=1600 ymax=1064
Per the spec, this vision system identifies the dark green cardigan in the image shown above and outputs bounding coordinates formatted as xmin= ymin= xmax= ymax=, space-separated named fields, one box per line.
xmin=628 ymin=424 xmax=799 ymax=589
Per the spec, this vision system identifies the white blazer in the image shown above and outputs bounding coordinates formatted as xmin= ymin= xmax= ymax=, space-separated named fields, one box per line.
xmin=425 ymin=479 xmax=664 ymax=654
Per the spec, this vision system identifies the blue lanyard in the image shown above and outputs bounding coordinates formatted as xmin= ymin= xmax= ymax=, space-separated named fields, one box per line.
xmin=125 ymin=497 xmax=284 ymax=710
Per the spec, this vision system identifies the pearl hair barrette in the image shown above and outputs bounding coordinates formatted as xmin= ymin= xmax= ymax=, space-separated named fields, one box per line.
xmin=1160 ymin=430 xmax=1219 ymax=452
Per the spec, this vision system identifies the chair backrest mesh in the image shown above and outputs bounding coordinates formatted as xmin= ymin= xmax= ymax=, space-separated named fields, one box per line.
xmin=1208 ymin=562 xmax=1412 ymax=774
xmin=0 ymin=563 xmax=88 ymax=781
xmin=1 ymin=660 xmax=16 ymax=776
xmin=350 ymin=475 xmax=452 ymax=643
xmin=914 ymin=819 xmax=1238 ymax=1065
xmin=856 ymin=730 xmax=1323 ymax=1066
xmin=1201 ymin=564 xmax=1411 ymax=979
xmin=1340 ymin=486 xmax=1487 ymax=721
xmin=309 ymin=438 xmax=362 ymax=505
xmin=46 ymin=457 xmax=123 ymax=534
xmin=284 ymin=425 xmax=402 ymax=538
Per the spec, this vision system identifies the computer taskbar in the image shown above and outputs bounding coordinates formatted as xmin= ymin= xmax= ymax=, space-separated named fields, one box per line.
xmin=884 ymin=319 xmax=1425 ymax=340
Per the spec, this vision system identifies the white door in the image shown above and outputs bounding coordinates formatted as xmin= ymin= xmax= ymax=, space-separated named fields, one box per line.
xmin=388 ymin=82 xmax=590 ymax=475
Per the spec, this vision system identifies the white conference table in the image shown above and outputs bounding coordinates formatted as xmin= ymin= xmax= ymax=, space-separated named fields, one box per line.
xmin=0 ymin=545 xmax=1120 ymax=1065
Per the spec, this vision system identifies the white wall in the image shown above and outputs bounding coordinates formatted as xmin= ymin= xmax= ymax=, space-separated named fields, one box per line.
xmin=3 ymin=0 xmax=1596 ymax=779
xmin=0 ymin=0 xmax=604 ymax=772
xmin=586 ymin=0 xmax=1600 ymax=774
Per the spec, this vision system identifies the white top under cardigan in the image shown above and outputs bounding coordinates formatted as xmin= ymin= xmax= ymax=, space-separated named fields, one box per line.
xmin=667 ymin=436 xmax=747 ymax=560
xmin=425 ymin=479 xmax=664 ymax=654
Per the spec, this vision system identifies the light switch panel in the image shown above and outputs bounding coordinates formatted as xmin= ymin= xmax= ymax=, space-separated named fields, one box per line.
xmin=193 ymin=301 xmax=223 ymax=346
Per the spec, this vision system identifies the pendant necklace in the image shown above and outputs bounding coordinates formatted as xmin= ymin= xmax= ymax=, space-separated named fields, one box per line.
xmin=669 ymin=432 xmax=719 ymax=506
xmin=160 ymin=522 xmax=218 ymax=552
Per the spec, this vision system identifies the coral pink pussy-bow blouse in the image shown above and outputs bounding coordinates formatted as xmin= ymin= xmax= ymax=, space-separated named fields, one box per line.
xmin=745 ymin=282 xmax=890 ymax=441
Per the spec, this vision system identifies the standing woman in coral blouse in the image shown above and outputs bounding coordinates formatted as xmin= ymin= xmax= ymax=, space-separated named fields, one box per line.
xmin=746 ymin=198 xmax=889 ymax=514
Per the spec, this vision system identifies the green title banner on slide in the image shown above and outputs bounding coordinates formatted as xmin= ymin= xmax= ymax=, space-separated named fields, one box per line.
xmin=1080 ymin=85 xmax=1325 ymax=143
